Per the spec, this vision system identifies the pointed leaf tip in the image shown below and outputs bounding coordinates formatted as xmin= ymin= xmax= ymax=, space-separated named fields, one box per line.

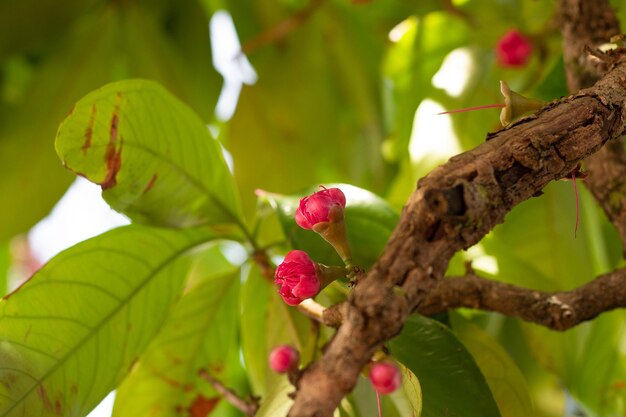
xmin=56 ymin=79 xmax=242 ymax=229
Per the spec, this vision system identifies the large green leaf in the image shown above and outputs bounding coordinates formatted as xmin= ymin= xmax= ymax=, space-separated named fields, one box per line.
xmin=56 ymin=79 xmax=242 ymax=229
xmin=389 ymin=364 xmax=423 ymax=417
xmin=388 ymin=315 xmax=501 ymax=417
xmin=254 ymin=379 xmax=293 ymax=417
xmin=260 ymin=184 xmax=398 ymax=268
xmin=113 ymin=245 xmax=243 ymax=416
xmin=0 ymin=243 xmax=8 ymax=298
xmin=0 ymin=225 xmax=217 ymax=416
xmin=0 ymin=1 xmax=222 ymax=241
xmin=451 ymin=314 xmax=534 ymax=417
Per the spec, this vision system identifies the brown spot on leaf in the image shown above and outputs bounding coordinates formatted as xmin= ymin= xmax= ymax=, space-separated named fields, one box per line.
xmin=0 ymin=372 xmax=17 ymax=390
xmin=159 ymin=373 xmax=184 ymax=388
xmin=36 ymin=385 xmax=53 ymax=412
xmin=23 ymin=325 xmax=32 ymax=342
xmin=101 ymin=133 xmax=123 ymax=190
xmin=142 ymin=173 xmax=158 ymax=194
xmin=188 ymin=395 xmax=220 ymax=417
xmin=82 ymin=105 xmax=97 ymax=154
xmin=55 ymin=399 xmax=62 ymax=416
xmin=70 ymin=385 xmax=78 ymax=395
xmin=101 ymin=94 xmax=123 ymax=190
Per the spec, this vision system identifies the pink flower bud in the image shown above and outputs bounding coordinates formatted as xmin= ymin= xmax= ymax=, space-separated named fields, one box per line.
xmin=269 ymin=345 xmax=300 ymax=373
xmin=496 ymin=29 xmax=533 ymax=68
xmin=275 ymin=250 xmax=321 ymax=305
xmin=295 ymin=187 xmax=346 ymax=230
xmin=369 ymin=362 xmax=402 ymax=394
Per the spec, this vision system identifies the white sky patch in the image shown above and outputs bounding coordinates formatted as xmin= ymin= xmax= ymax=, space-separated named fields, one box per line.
xmin=220 ymin=241 xmax=248 ymax=265
xmin=87 ymin=392 xmax=115 ymax=417
xmin=432 ymin=47 xmax=473 ymax=98
xmin=409 ymin=99 xmax=461 ymax=163
xmin=210 ymin=10 xmax=257 ymax=121
xmin=465 ymin=244 xmax=499 ymax=275
xmin=28 ymin=178 xmax=130 ymax=263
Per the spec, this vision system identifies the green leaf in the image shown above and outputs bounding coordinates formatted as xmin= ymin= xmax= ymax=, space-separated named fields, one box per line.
xmin=260 ymin=184 xmax=399 ymax=268
xmin=254 ymin=378 xmax=293 ymax=417
xmin=113 ymin=244 xmax=242 ymax=416
xmin=0 ymin=243 xmax=8 ymax=297
xmin=450 ymin=314 xmax=534 ymax=417
xmin=388 ymin=315 xmax=501 ymax=417
xmin=0 ymin=225 xmax=217 ymax=416
xmin=56 ymin=79 xmax=243 ymax=229
xmin=389 ymin=364 xmax=423 ymax=417
xmin=0 ymin=2 xmax=222 ymax=242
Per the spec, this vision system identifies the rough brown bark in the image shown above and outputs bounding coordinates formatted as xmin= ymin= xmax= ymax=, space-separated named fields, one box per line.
xmin=282 ymin=2 xmax=626 ymax=415
xmin=559 ymin=0 xmax=620 ymax=92
xmin=559 ymin=0 xmax=626 ymax=248
xmin=419 ymin=267 xmax=626 ymax=331
xmin=288 ymin=60 xmax=626 ymax=417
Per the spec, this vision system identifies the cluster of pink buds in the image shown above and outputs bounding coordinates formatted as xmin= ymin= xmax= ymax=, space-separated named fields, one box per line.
xmin=274 ymin=187 xmax=351 ymax=305
xmin=274 ymin=250 xmax=343 ymax=306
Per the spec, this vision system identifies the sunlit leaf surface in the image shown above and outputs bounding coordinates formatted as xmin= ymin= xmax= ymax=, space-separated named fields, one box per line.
xmin=113 ymin=245 xmax=242 ymax=416
xmin=0 ymin=225 xmax=216 ymax=416
xmin=56 ymin=79 xmax=242 ymax=229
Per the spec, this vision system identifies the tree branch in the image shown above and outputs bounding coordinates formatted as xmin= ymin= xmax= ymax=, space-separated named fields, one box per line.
xmin=419 ymin=267 xmax=626 ymax=331
xmin=240 ymin=0 xmax=324 ymax=56
xmin=199 ymin=369 xmax=259 ymax=417
xmin=559 ymin=0 xmax=626 ymax=249
xmin=288 ymin=57 xmax=626 ymax=416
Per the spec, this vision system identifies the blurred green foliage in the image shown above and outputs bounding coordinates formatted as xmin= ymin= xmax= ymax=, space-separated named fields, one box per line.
xmin=1 ymin=0 xmax=625 ymax=416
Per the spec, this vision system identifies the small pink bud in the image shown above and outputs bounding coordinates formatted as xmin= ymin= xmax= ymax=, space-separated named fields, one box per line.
xmin=295 ymin=187 xmax=346 ymax=230
xmin=269 ymin=345 xmax=300 ymax=373
xmin=369 ymin=362 xmax=402 ymax=395
xmin=496 ymin=29 xmax=533 ymax=68
xmin=275 ymin=250 xmax=321 ymax=305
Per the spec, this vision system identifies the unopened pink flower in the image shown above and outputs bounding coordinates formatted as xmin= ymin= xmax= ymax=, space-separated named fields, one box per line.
xmin=275 ymin=250 xmax=321 ymax=305
xmin=295 ymin=187 xmax=346 ymax=230
xmin=496 ymin=29 xmax=533 ymax=68
xmin=269 ymin=345 xmax=300 ymax=373
xmin=369 ymin=362 xmax=402 ymax=394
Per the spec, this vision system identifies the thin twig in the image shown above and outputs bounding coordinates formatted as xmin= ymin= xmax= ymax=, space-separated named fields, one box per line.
xmin=199 ymin=369 xmax=259 ymax=416
xmin=296 ymin=299 xmax=325 ymax=323
xmin=240 ymin=0 xmax=325 ymax=56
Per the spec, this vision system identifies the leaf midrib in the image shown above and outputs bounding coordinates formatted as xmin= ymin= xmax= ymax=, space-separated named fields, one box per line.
xmin=1 ymin=233 xmax=208 ymax=417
